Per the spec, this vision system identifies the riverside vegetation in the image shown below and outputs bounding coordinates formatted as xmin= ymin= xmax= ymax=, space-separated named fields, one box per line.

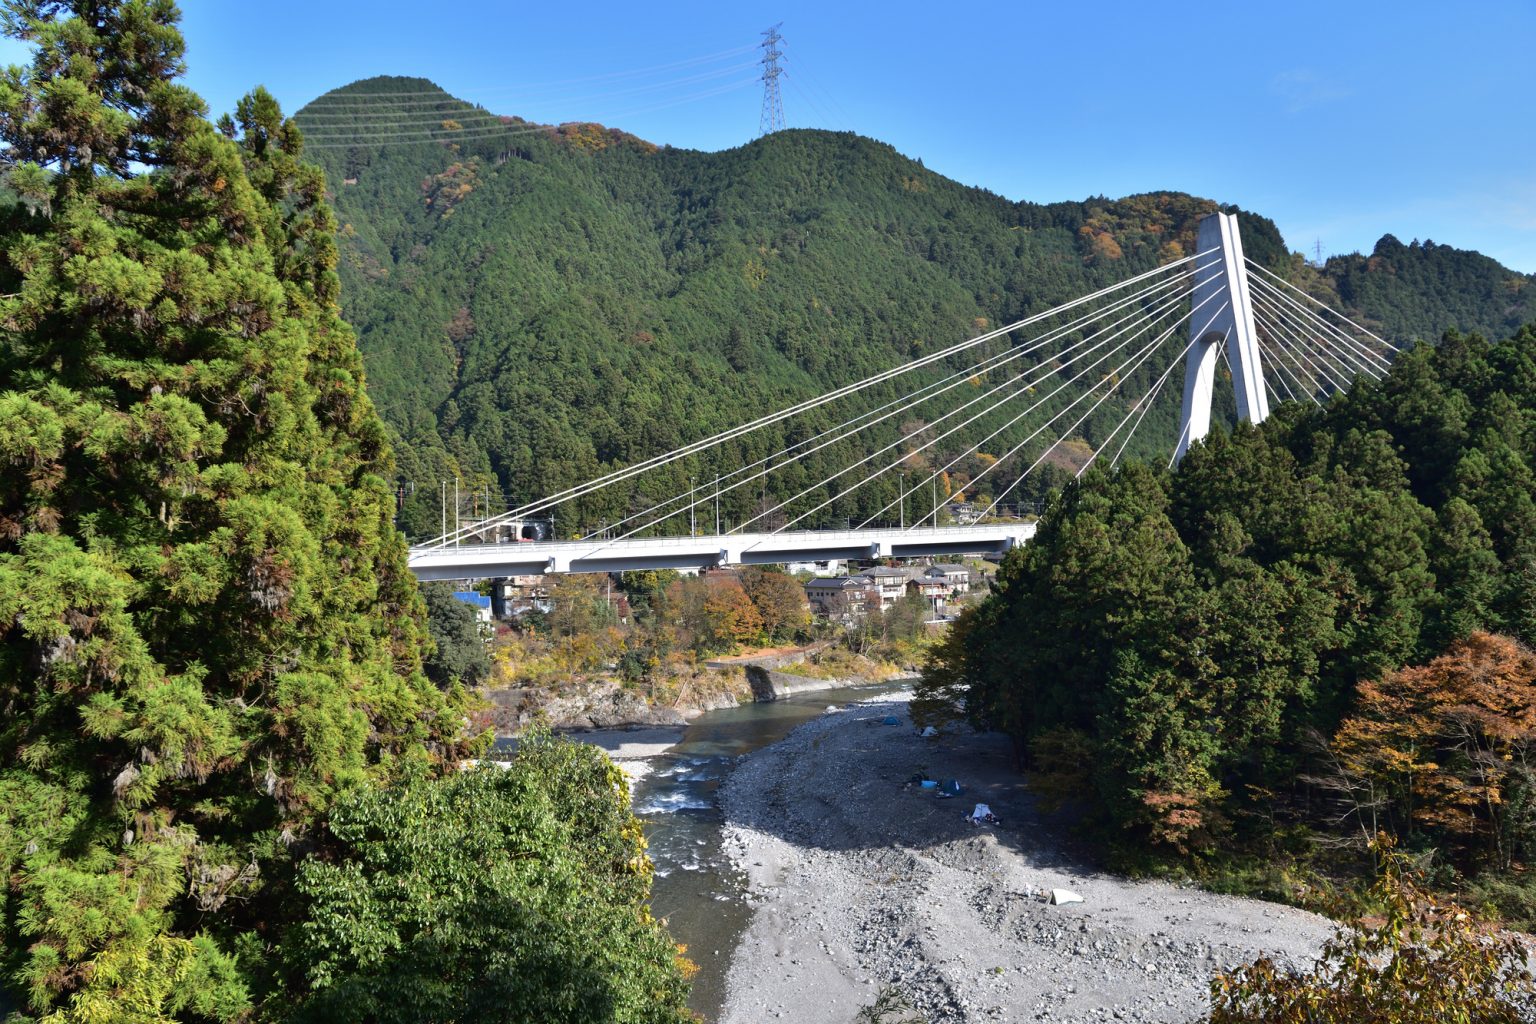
xmin=0 ymin=3 xmax=690 ymax=1021
xmin=483 ymin=567 xmax=948 ymax=727
xmin=916 ymin=322 xmax=1536 ymax=946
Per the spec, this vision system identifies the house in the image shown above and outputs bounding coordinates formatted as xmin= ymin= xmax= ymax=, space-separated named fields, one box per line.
xmin=945 ymin=501 xmax=979 ymax=525
xmin=451 ymin=590 xmax=493 ymax=624
xmin=857 ymin=566 xmax=912 ymax=609
xmin=491 ymin=575 xmax=552 ymax=619
xmin=925 ymin=563 xmax=972 ymax=595
xmin=905 ymin=576 xmax=951 ymax=619
xmin=804 ymin=576 xmax=878 ymax=623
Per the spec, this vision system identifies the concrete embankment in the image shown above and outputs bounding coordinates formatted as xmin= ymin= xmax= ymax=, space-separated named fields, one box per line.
xmin=741 ymin=664 xmax=920 ymax=700
xmin=484 ymin=645 xmax=913 ymax=737
xmin=708 ymin=646 xmax=918 ymax=701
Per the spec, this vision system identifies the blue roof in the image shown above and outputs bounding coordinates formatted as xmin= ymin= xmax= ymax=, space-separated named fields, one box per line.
xmin=451 ymin=591 xmax=491 ymax=609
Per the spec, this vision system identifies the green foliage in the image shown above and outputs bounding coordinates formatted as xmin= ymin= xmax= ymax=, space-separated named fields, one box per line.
xmin=282 ymin=733 xmax=693 ymax=1024
xmin=1210 ymin=839 xmax=1536 ymax=1024
xmin=918 ymin=321 xmax=1536 ymax=859
xmin=854 ymin=984 xmax=927 ymax=1023
xmin=295 ymin=79 xmax=1300 ymax=536
xmin=421 ymin=581 xmax=492 ymax=686
xmin=0 ymin=5 xmax=473 ymax=1019
xmin=293 ymin=78 xmax=1531 ymax=542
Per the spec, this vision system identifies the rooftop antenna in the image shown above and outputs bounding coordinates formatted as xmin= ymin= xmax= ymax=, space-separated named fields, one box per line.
xmin=759 ymin=24 xmax=786 ymax=136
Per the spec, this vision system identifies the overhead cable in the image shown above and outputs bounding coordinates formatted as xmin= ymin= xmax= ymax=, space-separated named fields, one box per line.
xmin=420 ymin=255 xmax=1200 ymax=546
xmin=973 ymin=290 xmax=1230 ymax=519
xmin=750 ymin=281 xmax=1201 ymax=535
xmin=1245 ymin=274 xmax=1392 ymax=375
xmin=593 ymin=264 xmax=1215 ymax=542
xmin=1243 ymin=259 xmax=1398 ymax=352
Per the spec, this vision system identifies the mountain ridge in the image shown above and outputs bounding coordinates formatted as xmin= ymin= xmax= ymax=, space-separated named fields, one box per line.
xmin=294 ymin=77 xmax=1535 ymax=537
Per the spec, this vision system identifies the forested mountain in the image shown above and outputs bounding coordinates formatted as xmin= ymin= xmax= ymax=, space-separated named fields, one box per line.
xmin=295 ymin=77 xmax=1536 ymax=537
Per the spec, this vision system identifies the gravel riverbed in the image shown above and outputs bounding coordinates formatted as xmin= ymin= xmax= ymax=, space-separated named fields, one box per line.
xmin=716 ymin=694 xmax=1336 ymax=1023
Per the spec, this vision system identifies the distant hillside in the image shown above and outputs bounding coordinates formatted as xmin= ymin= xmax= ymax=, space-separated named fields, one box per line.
xmin=294 ymin=77 xmax=1535 ymax=537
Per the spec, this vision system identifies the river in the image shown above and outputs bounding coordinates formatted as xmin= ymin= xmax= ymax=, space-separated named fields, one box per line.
xmin=625 ymin=682 xmax=909 ymax=1022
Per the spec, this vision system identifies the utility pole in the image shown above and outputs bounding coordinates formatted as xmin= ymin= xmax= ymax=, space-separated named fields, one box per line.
xmin=898 ymin=472 xmax=905 ymax=528
xmin=932 ymin=476 xmax=938 ymax=527
xmin=714 ymin=474 xmax=721 ymax=535
xmin=440 ymin=480 xmax=446 ymax=540
xmin=758 ymin=24 xmax=785 ymax=136
xmin=453 ymin=477 xmax=460 ymax=547
xmin=689 ymin=476 xmax=696 ymax=536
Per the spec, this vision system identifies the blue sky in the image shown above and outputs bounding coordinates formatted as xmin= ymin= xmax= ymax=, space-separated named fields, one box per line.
xmin=14 ymin=1 xmax=1536 ymax=270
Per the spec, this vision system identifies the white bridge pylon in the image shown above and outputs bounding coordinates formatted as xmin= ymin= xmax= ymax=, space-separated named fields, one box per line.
xmin=1174 ymin=212 xmax=1269 ymax=462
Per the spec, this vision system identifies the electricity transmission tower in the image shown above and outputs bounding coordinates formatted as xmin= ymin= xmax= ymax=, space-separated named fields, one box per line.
xmin=758 ymin=24 xmax=786 ymax=135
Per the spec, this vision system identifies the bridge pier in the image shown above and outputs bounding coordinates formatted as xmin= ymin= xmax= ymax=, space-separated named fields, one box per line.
xmin=1175 ymin=212 xmax=1269 ymax=463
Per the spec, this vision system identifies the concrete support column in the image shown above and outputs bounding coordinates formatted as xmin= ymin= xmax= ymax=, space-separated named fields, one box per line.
xmin=1174 ymin=212 xmax=1269 ymax=463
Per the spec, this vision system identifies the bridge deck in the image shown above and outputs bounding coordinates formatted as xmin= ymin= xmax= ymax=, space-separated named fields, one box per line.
xmin=407 ymin=523 xmax=1036 ymax=580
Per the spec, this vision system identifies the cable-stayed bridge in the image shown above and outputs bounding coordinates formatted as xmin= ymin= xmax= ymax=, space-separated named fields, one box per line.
xmin=408 ymin=213 xmax=1397 ymax=582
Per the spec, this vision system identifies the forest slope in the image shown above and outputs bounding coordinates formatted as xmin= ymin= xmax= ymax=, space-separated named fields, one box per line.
xmin=295 ymin=77 xmax=1535 ymax=537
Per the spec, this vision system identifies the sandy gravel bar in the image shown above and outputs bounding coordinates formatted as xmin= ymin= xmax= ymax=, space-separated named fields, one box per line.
xmin=717 ymin=695 xmax=1335 ymax=1023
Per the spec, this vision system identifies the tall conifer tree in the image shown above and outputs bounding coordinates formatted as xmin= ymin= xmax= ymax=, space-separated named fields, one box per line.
xmin=0 ymin=2 xmax=473 ymax=1018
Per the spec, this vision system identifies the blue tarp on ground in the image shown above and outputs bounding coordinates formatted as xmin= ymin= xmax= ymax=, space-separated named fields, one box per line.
xmin=882 ymin=715 xmax=901 ymax=725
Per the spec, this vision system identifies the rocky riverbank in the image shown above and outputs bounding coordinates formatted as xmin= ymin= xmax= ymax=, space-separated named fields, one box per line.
xmin=483 ymin=653 xmax=916 ymax=734
xmin=483 ymin=673 xmax=750 ymax=733
xmin=716 ymin=694 xmax=1336 ymax=1024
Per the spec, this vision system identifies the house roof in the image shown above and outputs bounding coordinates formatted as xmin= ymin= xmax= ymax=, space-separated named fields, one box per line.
xmin=929 ymin=563 xmax=970 ymax=574
xmin=805 ymin=576 xmax=872 ymax=591
xmin=451 ymin=591 xmax=492 ymax=609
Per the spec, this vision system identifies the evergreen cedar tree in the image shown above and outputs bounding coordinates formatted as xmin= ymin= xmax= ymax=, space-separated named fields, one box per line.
xmin=420 ymin=581 xmax=493 ymax=687
xmin=294 ymin=78 xmax=1534 ymax=543
xmin=0 ymin=2 xmax=691 ymax=1021
xmin=916 ymin=323 xmax=1536 ymax=865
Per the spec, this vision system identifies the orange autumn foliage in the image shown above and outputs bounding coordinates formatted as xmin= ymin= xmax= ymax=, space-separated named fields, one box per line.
xmin=1332 ymin=632 xmax=1536 ymax=868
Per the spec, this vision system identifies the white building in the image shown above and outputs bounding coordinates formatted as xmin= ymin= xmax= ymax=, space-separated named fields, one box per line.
xmin=785 ymin=558 xmax=843 ymax=577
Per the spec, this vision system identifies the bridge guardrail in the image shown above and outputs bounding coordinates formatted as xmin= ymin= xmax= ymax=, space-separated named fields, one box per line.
xmin=409 ymin=523 xmax=1034 ymax=559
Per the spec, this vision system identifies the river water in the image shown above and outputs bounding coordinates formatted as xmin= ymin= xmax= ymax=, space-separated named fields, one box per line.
xmin=627 ymin=682 xmax=908 ymax=1022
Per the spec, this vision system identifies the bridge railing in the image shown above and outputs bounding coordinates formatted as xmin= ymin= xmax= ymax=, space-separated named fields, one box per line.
xmin=408 ymin=522 xmax=1035 ymax=557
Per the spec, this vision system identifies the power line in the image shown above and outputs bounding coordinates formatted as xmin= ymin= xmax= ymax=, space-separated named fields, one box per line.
xmin=759 ymin=24 xmax=786 ymax=135
xmin=302 ymin=78 xmax=757 ymax=150
xmin=297 ymin=61 xmax=761 ymax=128
xmin=298 ymin=44 xmax=761 ymax=105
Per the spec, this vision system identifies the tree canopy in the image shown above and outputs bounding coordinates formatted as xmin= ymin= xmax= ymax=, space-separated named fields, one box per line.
xmin=918 ymin=322 xmax=1536 ymax=862
xmin=0 ymin=4 xmax=689 ymax=1020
